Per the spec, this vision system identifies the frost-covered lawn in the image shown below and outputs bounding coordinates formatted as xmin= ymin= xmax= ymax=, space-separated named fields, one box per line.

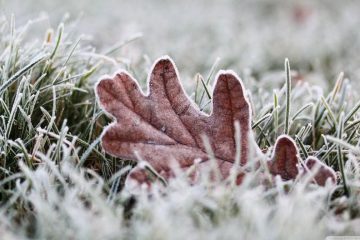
xmin=0 ymin=1 xmax=360 ymax=239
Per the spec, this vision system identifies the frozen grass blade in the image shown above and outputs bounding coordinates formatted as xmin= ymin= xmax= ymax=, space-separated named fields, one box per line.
xmin=320 ymin=96 xmax=338 ymax=126
xmin=295 ymin=136 xmax=309 ymax=159
xmin=344 ymin=100 xmax=360 ymax=124
xmin=198 ymin=58 xmax=220 ymax=106
xmin=284 ymin=58 xmax=291 ymax=135
xmin=49 ymin=23 xmax=64 ymax=59
xmin=252 ymin=113 xmax=272 ymax=129
xmin=273 ymin=90 xmax=279 ymax=136
xmin=336 ymin=113 xmax=349 ymax=196
xmin=291 ymin=103 xmax=313 ymax=121
xmin=0 ymin=54 xmax=47 ymax=94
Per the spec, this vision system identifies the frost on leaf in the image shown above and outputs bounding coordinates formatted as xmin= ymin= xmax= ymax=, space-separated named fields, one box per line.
xmin=268 ymin=136 xmax=300 ymax=181
xmin=96 ymin=56 xmax=251 ymax=185
xmin=96 ymin=56 xmax=336 ymax=187
xmin=304 ymin=156 xmax=336 ymax=185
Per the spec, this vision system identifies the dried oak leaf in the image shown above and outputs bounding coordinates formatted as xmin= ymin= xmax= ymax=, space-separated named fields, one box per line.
xmin=96 ymin=56 xmax=336 ymax=187
xmin=268 ymin=136 xmax=336 ymax=186
xmin=96 ymin=56 xmax=251 ymax=184
xmin=304 ymin=156 xmax=337 ymax=185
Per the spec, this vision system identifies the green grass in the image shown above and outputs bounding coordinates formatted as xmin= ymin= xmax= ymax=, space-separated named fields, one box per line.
xmin=0 ymin=17 xmax=127 ymax=180
xmin=0 ymin=17 xmax=360 ymax=239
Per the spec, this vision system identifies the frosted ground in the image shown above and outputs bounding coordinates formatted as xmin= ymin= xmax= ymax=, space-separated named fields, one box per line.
xmin=0 ymin=0 xmax=360 ymax=239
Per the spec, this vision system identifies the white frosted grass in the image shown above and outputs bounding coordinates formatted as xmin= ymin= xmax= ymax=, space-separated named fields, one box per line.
xmin=0 ymin=135 xmax=358 ymax=239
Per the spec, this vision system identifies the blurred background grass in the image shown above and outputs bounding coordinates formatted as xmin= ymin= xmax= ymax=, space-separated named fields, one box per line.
xmin=2 ymin=0 xmax=360 ymax=90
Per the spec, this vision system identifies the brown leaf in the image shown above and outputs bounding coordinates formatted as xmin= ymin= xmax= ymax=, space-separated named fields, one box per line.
xmin=268 ymin=136 xmax=301 ymax=180
xmin=304 ymin=157 xmax=337 ymax=185
xmin=268 ymin=135 xmax=336 ymax=186
xmin=96 ymin=56 xmax=335 ymax=187
xmin=96 ymin=57 xmax=251 ymax=184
